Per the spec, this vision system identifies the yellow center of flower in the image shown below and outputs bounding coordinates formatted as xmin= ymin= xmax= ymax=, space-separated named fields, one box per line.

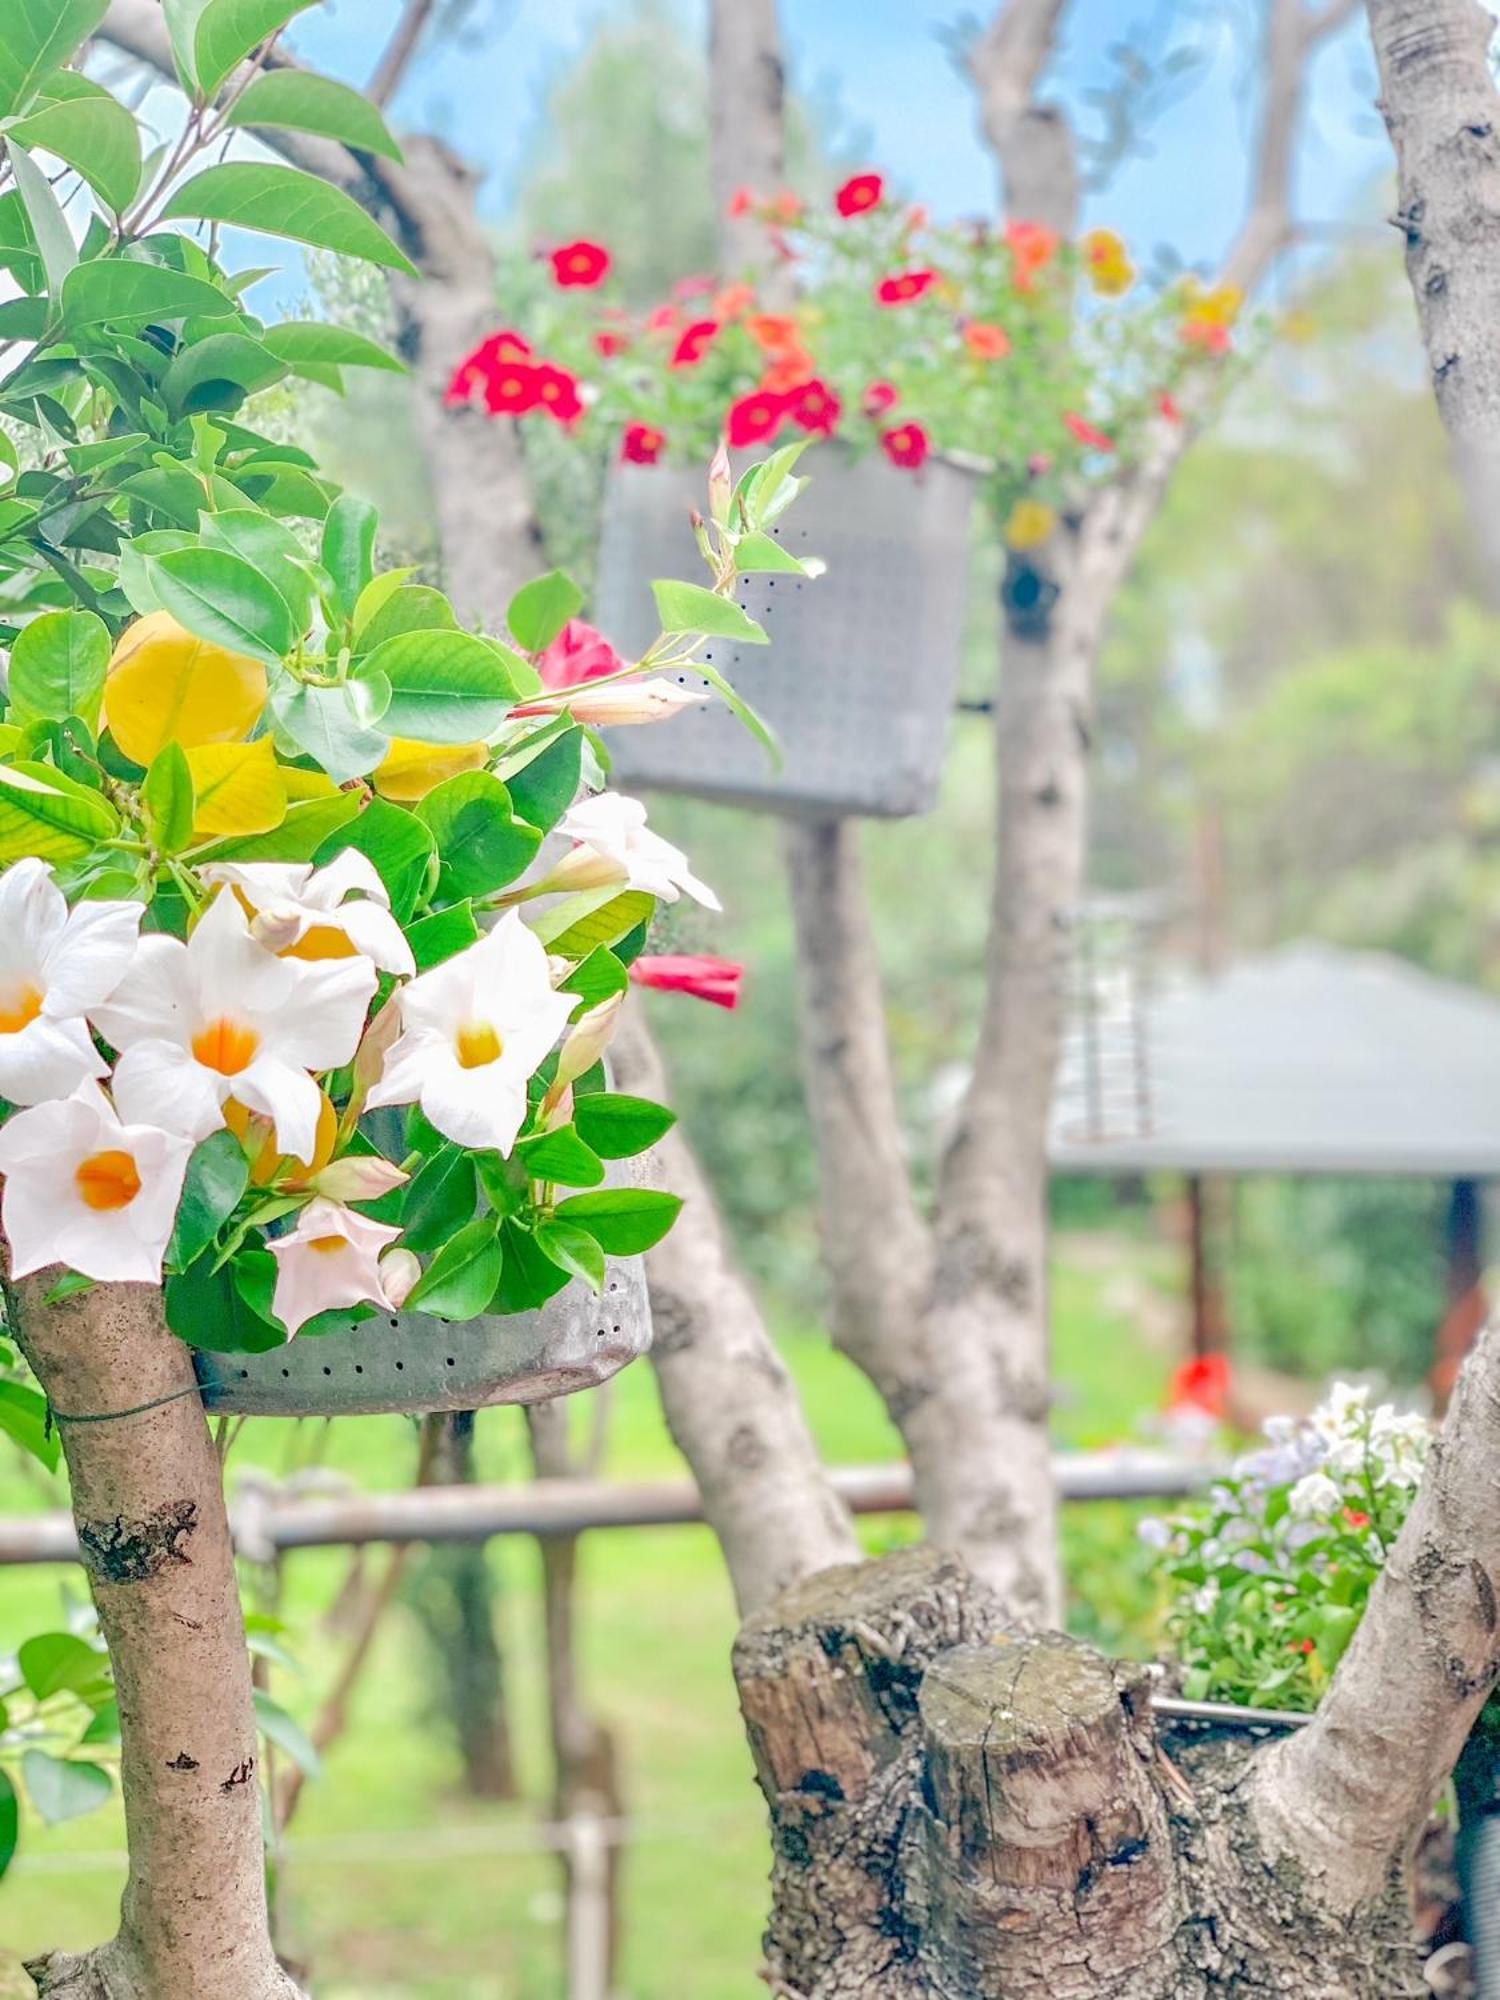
xmin=75 ymin=1150 xmax=142 ymax=1212
xmin=283 ymin=924 xmax=358 ymax=963
xmin=455 ymin=1021 xmax=503 ymax=1070
xmin=192 ymin=1017 xmax=261 ymax=1076
xmin=0 ymin=981 xmax=43 ymax=1036
xmin=308 ymin=1235 xmax=349 ymax=1256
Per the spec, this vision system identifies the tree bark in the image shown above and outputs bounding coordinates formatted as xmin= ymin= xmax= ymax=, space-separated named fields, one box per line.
xmin=5 ymin=1271 xmax=301 ymax=2000
xmin=709 ymin=0 xmax=786 ymax=268
xmin=1365 ymin=0 xmax=1500 ymax=586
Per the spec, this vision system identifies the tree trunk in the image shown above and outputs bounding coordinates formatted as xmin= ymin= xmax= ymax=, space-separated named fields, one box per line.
xmin=5 ymin=1270 xmax=301 ymax=2000
xmin=733 ymin=1546 xmax=1425 ymax=2000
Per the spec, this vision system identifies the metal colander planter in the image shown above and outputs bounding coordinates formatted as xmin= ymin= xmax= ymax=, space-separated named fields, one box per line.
xmin=192 ymin=1254 xmax=651 ymax=1418
xmin=593 ymin=447 xmax=977 ymax=818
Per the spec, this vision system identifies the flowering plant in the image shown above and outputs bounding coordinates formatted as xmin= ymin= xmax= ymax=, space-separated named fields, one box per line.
xmin=1141 ymin=1383 xmax=1431 ymax=1710
xmin=0 ymin=7 xmax=793 ymax=1367
xmin=451 ymin=173 xmax=1242 ymax=541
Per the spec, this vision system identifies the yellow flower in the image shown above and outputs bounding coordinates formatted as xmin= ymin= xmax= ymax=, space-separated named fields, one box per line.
xmin=1082 ymin=228 xmax=1134 ymax=296
xmin=104 ymin=613 xmax=267 ymax=767
xmin=1004 ymin=498 xmax=1058 ymax=551
xmin=1180 ymin=277 xmax=1242 ymax=327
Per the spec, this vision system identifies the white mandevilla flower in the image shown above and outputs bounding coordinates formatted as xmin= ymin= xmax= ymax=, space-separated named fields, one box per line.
xmin=0 ymin=859 xmax=142 ymax=1105
xmin=515 ymin=678 xmax=711 ymax=727
xmin=555 ymin=792 xmax=720 ymax=909
xmin=203 ymin=852 xmax=415 ymax=977
xmin=1288 ymin=1471 xmax=1342 ymax=1521
xmin=93 ymin=887 xmax=377 ymax=1162
xmin=366 ymin=911 xmax=575 ymax=1155
xmin=267 ymin=1197 xmax=403 ymax=1337
xmin=0 ymin=1082 xmax=192 ymax=1283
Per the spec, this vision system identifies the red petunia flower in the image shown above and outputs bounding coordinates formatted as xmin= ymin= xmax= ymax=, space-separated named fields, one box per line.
xmin=1166 ymin=1353 xmax=1231 ymax=1420
xmin=836 ymin=171 xmax=884 ymax=218
xmin=1064 ymin=411 xmax=1116 ymax=453
xmin=532 ymin=363 xmax=584 ymax=426
xmin=594 ymin=329 xmax=630 ymax=358
xmin=631 ymin=954 xmax=745 ymax=1010
xmin=481 ymin=362 xmax=542 ymax=417
xmin=621 ymin=421 xmax=666 ymax=466
xmin=876 ymin=269 xmax=938 ymax=307
xmin=880 ymin=421 xmax=929 ymax=470
xmin=445 ymin=330 xmax=532 ymax=405
xmin=1343 ymin=1507 xmax=1371 ymax=1530
xmin=792 ymin=378 xmax=842 ymax=437
xmin=536 ymin=618 xmax=626 ymax=691
xmin=671 ymin=318 xmax=721 ymax=368
xmin=550 ymin=239 xmax=611 ymax=288
xmin=726 ymin=388 xmax=793 ymax=449
xmin=646 ymin=303 xmax=681 ymax=334
xmin=728 ymin=187 xmax=756 ymax=218
xmin=1182 ymin=319 xmax=1233 ymax=356
xmin=862 ymin=380 xmax=899 ymax=416
xmin=1158 ymin=391 xmax=1184 ymax=424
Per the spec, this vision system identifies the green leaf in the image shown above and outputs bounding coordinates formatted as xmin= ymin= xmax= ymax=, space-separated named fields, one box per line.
xmin=10 ymin=93 xmax=141 ymax=213
xmin=499 ymin=725 xmax=583 ymax=832
xmin=253 ymin=1687 xmax=321 ymax=1777
xmin=0 ymin=761 xmax=116 ymax=864
xmin=79 ymin=1698 xmax=120 ymax=1746
xmin=406 ymin=1216 xmax=503 ymax=1322
xmin=262 ymin=319 xmax=405 ymax=378
xmin=142 ymin=742 xmax=196 ymax=854
xmin=193 ymin=789 xmax=360 ymax=863
xmin=315 ymin=797 xmax=433 ymax=919
xmin=533 ymin=1216 xmax=606 ymax=1292
xmin=507 ymin=569 xmax=582 ymax=654
xmin=321 ymin=492 xmax=377 ymax=619
xmin=168 ymin=1129 xmax=250 ymax=1271
xmin=21 ymin=1750 xmax=111 ymax=1827
xmin=5 ymin=141 xmax=77 ymax=301
xmin=163 ymin=162 xmax=417 ymax=276
xmin=140 ymin=546 xmax=293 ymax=669
xmin=7 ymin=609 xmax=108 ymax=726
xmin=651 ymin=577 xmax=768 ymax=646
xmin=269 ymin=680 xmax=387 ymax=783
xmin=0 ymin=1770 xmax=17 ymax=1882
xmin=397 ymin=1145 xmax=477 ymax=1255
xmin=492 ymin=1220 xmax=571 ymax=1312
xmin=689 ymin=656 xmax=779 ymax=766
xmin=354 ymin=583 xmax=456 ymax=652
xmin=165 ymin=1253 xmax=286 ymax=1352
xmin=198 ymin=507 xmax=313 ymax=631
xmin=554 ymin=1187 xmax=683 ymax=1255
xmin=0 ymin=0 xmax=109 ymax=120
xmin=733 ymin=530 xmax=816 ymax=576
xmin=560 ymin=945 xmax=629 ymax=1011
xmin=359 ymin=629 xmax=537 ymax=743
xmin=0 ymin=1379 xmax=60 ymax=1472
xmin=19 ymin=1633 xmax=108 ymax=1703
xmin=162 ymin=0 xmax=213 ymax=91
xmin=516 ymin=1125 xmax=605 ymax=1188
xmin=535 ymin=889 xmax=655 ymax=958
xmin=573 ymin=1093 xmax=676 ymax=1160
xmin=194 ymin=0 xmax=318 ymax=95
xmin=405 ymin=899 xmax=480 ymax=970
xmin=224 ymin=68 xmax=403 ymax=161
xmin=161 ymin=331 xmax=285 ymax=420
xmin=417 ymin=770 xmax=541 ymax=899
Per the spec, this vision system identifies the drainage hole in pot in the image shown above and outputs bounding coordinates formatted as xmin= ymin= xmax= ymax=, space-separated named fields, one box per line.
xmin=281 ymin=1368 xmax=290 ymax=1378
xmin=354 ymin=1365 xmax=363 ymax=1374
xmin=446 ymin=1357 xmax=455 ymax=1368
xmin=395 ymin=1360 xmax=404 ymax=1370
xmin=323 ymin=1366 xmax=332 ymax=1376
xmin=238 ymin=1368 xmax=248 ymax=1378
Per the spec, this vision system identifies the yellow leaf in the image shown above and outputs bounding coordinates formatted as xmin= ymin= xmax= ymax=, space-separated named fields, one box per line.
xmin=186 ymin=737 xmax=286 ymax=839
xmin=373 ymin=736 xmax=487 ymax=802
xmin=104 ymin=612 xmax=267 ymax=766
xmin=280 ymin=767 xmax=341 ymax=802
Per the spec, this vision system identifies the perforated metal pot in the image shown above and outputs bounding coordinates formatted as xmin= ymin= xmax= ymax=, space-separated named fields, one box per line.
xmin=593 ymin=446 xmax=976 ymax=818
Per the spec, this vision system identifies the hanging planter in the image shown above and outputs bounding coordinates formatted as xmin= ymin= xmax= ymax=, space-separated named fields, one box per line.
xmin=192 ymin=1249 xmax=651 ymax=1419
xmin=592 ymin=447 xmax=977 ymax=818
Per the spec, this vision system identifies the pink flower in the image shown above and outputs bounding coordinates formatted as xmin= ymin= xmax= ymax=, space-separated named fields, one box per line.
xmin=512 ymin=679 xmax=708 ymax=727
xmin=533 ymin=363 xmax=584 ymax=426
xmin=792 ymin=378 xmax=842 ymax=437
xmin=880 ymin=421 xmax=930 ymax=470
xmin=550 ymin=239 xmax=610 ymax=288
xmin=862 ymin=380 xmax=899 ymax=416
xmin=726 ymin=388 xmax=792 ymax=448
xmin=671 ymin=318 xmax=720 ymax=368
xmin=875 ymin=269 xmax=938 ymax=307
xmin=268 ymin=1198 xmax=403 ymax=1337
xmin=835 ymin=172 xmax=884 ymax=218
xmin=621 ymin=422 xmax=666 ymax=465
xmin=535 ymin=619 xmax=625 ymax=691
xmin=630 ymin=954 xmax=744 ymax=1010
xmin=1064 ymin=411 xmax=1116 ymax=453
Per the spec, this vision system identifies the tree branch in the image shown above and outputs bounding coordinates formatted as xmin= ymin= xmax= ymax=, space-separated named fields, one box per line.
xmin=1251 ymin=1316 xmax=1500 ymax=1910
xmin=367 ymin=0 xmax=438 ymax=107
xmin=969 ymin=0 xmax=1078 ymax=232
xmin=710 ymin=0 xmax=786 ymax=269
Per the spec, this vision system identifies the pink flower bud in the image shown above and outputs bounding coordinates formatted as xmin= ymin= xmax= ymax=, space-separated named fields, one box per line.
xmin=311 ymin=1155 xmax=410 ymax=1203
xmin=379 ymin=1247 xmax=422 ymax=1309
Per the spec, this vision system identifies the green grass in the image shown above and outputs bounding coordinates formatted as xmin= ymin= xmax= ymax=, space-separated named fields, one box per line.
xmin=0 ymin=1232 xmax=1177 ymax=1998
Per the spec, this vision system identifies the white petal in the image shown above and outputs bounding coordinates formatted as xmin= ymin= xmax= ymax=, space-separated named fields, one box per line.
xmin=42 ymin=900 xmax=145 ymax=1015
xmin=421 ymin=1057 xmax=529 ymax=1154
xmin=0 ymin=1015 xmax=107 ymax=1105
xmin=308 ymin=850 xmax=390 ymax=911
xmin=90 ymin=935 xmax=193 ymax=1050
xmin=0 ymin=859 xmax=64 ymax=982
xmin=232 ymin=1054 xmax=322 ymax=1161
xmin=189 ymin=887 xmax=300 ymax=1019
xmin=334 ymin=900 xmax=415 ymax=977
xmin=262 ymin=955 xmax=377 ymax=1070
xmin=112 ymin=1039 xmax=227 ymax=1140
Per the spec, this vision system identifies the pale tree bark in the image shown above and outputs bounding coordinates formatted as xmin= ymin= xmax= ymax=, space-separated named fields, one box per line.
xmin=1364 ymin=0 xmax=1500 ymax=583
xmin=710 ymin=0 xmax=787 ymax=269
xmin=5 ymin=1271 xmax=301 ymax=2000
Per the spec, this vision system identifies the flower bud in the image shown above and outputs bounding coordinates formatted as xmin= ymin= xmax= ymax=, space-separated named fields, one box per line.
xmin=378 ymin=1247 xmax=422 ymax=1309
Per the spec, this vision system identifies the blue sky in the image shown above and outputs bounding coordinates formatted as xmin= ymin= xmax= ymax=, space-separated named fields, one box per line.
xmin=286 ymin=0 xmax=1394 ymax=273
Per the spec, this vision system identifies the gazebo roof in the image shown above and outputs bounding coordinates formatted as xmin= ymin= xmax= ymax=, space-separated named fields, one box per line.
xmin=1048 ymin=942 xmax=1500 ymax=1178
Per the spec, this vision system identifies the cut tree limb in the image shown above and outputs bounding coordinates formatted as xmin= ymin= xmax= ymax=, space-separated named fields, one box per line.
xmin=5 ymin=1268 xmax=302 ymax=2000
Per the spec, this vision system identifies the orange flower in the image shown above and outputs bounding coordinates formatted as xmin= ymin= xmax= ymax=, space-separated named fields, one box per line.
xmin=963 ymin=321 xmax=1010 ymax=360
xmin=713 ymin=282 xmax=757 ymax=320
xmin=1005 ymin=219 xmax=1058 ymax=290
xmin=768 ymin=190 xmax=804 ymax=225
xmin=761 ymin=349 xmax=817 ymax=394
xmin=747 ymin=313 xmax=803 ymax=354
